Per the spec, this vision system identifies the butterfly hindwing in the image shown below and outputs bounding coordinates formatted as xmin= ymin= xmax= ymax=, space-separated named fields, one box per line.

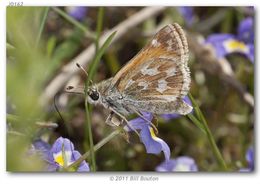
xmin=110 ymin=23 xmax=190 ymax=102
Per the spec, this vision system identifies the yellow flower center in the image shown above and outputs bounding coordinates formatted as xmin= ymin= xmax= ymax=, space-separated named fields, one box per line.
xmin=54 ymin=152 xmax=64 ymax=166
xmin=223 ymin=39 xmax=248 ymax=53
xmin=55 ymin=154 xmax=64 ymax=167
xmin=53 ymin=151 xmax=72 ymax=167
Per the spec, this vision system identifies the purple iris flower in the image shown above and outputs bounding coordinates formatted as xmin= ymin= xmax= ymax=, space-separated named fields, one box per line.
xmin=240 ymin=146 xmax=254 ymax=172
xmin=30 ymin=139 xmax=51 ymax=162
xmin=161 ymin=96 xmax=193 ymax=121
xmin=31 ymin=137 xmax=89 ymax=172
xmin=66 ymin=7 xmax=88 ymax=21
xmin=178 ymin=7 xmax=195 ymax=26
xmin=205 ymin=17 xmax=254 ymax=63
xmin=156 ymin=156 xmax=198 ymax=172
xmin=125 ymin=112 xmax=171 ymax=161
xmin=237 ymin=18 xmax=254 ymax=44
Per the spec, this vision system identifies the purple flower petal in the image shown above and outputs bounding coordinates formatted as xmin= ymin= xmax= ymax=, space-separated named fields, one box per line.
xmin=50 ymin=137 xmax=74 ymax=155
xmin=246 ymin=146 xmax=254 ymax=170
xmin=139 ymin=126 xmax=170 ymax=161
xmin=237 ymin=17 xmax=254 ymax=44
xmin=206 ymin=33 xmax=235 ymax=43
xmin=245 ymin=43 xmax=254 ymax=63
xmin=239 ymin=146 xmax=254 ymax=172
xmin=126 ymin=113 xmax=170 ymax=161
xmin=31 ymin=139 xmax=51 ymax=160
xmin=239 ymin=168 xmax=251 ymax=172
xmin=35 ymin=137 xmax=90 ymax=172
xmin=125 ymin=112 xmax=153 ymax=131
xmin=71 ymin=151 xmax=90 ymax=172
xmin=66 ymin=7 xmax=87 ymax=21
xmin=206 ymin=34 xmax=236 ymax=59
xmin=47 ymin=163 xmax=59 ymax=171
xmin=178 ymin=7 xmax=195 ymax=26
xmin=156 ymin=156 xmax=198 ymax=172
xmin=206 ymin=18 xmax=254 ymax=63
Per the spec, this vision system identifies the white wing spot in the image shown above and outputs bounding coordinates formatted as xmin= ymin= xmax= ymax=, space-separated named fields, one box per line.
xmin=138 ymin=81 xmax=149 ymax=90
xmin=166 ymin=67 xmax=176 ymax=76
xmin=141 ymin=65 xmax=159 ymax=76
xmin=156 ymin=79 xmax=168 ymax=93
xmin=151 ymin=39 xmax=161 ymax=47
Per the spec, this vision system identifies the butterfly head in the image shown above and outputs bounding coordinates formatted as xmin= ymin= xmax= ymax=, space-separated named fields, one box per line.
xmin=87 ymin=86 xmax=100 ymax=104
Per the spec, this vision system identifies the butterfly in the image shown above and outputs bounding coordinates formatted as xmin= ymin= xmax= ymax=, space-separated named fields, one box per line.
xmin=67 ymin=23 xmax=193 ymax=130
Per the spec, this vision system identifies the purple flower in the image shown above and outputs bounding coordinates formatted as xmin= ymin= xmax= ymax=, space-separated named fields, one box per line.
xmin=178 ymin=7 xmax=195 ymax=26
xmin=246 ymin=146 xmax=254 ymax=170
xmin=125 ymin=112 xmax=170 ymax=161
xmin=156 ymin=156 xmax=198 ymax=172
xmin=31 ymin=137 xmax=89 ymax=172
xmin=66 ymin=7 xmax=87 ymax=21
xmin=240 ymin=146 xmax=254 ymax=172
xmin=237 ymin=18 xmax=254 ymax=44
xmin=205 ymin=17 xmax=254 ymax=63
xmin=30 ymin=139 xmax=51 ymax=162
xmin=161 ymin=96 xmax=193 ymax=121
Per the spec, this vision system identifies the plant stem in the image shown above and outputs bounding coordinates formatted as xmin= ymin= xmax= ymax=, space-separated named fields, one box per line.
xmin=187 ymin=114 xmax=206 ymax=134
xmin=197 ymin=107 xmax=228 ymax=170
xmin=82 ymin=7 xmax=108 ymax=171
xmin=67 ymin=129 xmax=121 ymax=170
xmin=84 ymin=99 xmax=96 ymax=171
xmin=81 ymin=31 xmax=116 ymax=171
xmin=188 ymin=93 xmax=228 ymax=170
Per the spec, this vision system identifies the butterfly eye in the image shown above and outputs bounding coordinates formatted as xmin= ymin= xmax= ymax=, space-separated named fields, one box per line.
xmin=88 ymin=89 xmax=99 ymax=101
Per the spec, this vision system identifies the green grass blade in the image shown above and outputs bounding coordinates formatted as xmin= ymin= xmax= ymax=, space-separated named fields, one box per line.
xmin=87 ymin=31 xmax=117 ymax=86
xmin=84 ymin=27 xmax=116 ymax=172
xmin=188 ymin=93 xmax=228 ymax=170
xmin=187 ymin=114 xmax=206 ymax=134
xmin=36 ymin=7 xmax=49 ymax=48
xmin=95 ymin=7 xmax=104 ymax=51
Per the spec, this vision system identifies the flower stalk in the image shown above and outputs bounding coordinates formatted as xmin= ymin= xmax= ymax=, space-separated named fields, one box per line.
xmin=188 ymin=93 xmax=228 ymax=170
xmin=67 ymin=129 xmax=121 ymax=170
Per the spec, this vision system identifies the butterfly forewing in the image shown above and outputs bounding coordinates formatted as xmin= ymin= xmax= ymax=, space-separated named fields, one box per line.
xmin=110 ymin=23 xmax=190 ymax=101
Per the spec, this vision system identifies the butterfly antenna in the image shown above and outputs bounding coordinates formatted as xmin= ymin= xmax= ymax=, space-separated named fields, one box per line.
xmin=54 ymin=92 xmax=65 ymax=124
xmin=76 ymin=63 xmax=93 ymax=86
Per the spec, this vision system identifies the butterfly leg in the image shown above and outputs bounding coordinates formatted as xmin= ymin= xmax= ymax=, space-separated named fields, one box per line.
xmin=105 ymin=111 xmax=121 ymax=127
xmin=107 ymin=107 xmax=140 ymax=137
xmin=119 ymin=118 xmax=130 ymax=143
xmin=105 ymin=112 xmax=130 ymax=142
